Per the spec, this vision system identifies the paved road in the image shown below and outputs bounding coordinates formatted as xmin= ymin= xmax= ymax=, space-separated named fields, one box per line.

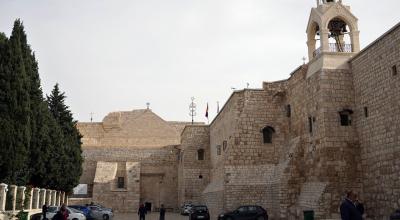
xmin=114 ymin=212 xmax=189 ymax=220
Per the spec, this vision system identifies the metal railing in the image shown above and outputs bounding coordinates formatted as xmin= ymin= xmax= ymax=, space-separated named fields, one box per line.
xmin=313 ymin=43 xmax=353 ymax=57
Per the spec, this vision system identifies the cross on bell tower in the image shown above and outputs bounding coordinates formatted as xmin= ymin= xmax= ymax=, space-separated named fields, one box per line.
xmin=306 ymin=0 xmax=360 ymax=77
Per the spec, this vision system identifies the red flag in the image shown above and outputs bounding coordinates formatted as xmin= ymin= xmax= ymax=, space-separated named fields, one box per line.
xmin=205 ymin=103 xmax=209 ymax=118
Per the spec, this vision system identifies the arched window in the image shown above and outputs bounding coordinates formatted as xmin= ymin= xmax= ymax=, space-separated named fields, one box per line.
xmin=262 ymin=126 xmax=275 ymax=143
xmin=197 ymin=149 xmax=205 ymax=160
xmin=339 ymin=109 xmax=353 ymax=126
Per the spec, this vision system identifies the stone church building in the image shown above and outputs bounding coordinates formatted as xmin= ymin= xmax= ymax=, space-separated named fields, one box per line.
xmin=71 ymin=1 xmax=400 ymax=219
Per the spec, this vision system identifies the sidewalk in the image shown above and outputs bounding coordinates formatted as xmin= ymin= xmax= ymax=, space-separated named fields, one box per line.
xmin=113 ymin=212 xmax=189 ymax=220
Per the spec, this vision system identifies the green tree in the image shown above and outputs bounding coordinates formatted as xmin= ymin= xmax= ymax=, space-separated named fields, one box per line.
xmin=47 ymin=84 xmax=83 ymax=192
xmin=0 ymin=20 xmax=31 ymax=185
xmin=0 ymin=32 xmax=14 ymax=183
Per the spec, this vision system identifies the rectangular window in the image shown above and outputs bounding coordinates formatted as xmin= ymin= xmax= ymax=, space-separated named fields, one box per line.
xmin=308 ymin=117 xmax=313 ymax=133
xmin=340 ymin=114 xmax=350 ymax=126
xmin=197 ymin=149 xmax=205 ymax=160
xmin=286 ymin=105 xmax=291 ymax=117
xmin=117 ymin=177 xmax=125 ymax=189
xmin=392 ymin=65 xmax=398 ymax=76
xmin=216 ymin=145 xmax=221 ymax=155
xmin=222 ymin=141 xmax=227 ymax=151
xmin=364 ymin=107 xmax=368 ymax=118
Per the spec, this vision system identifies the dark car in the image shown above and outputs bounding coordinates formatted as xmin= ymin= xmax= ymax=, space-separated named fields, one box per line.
xmin=30 ymin=213 xmax=42 ymax=220
xmin=69 ymin=205 xmax=93 ymax=219
xmin=391 ymin=209 xmax=400 ymax=220
xmin=189 ymin=205 xmax=210 ymax=220
xmin=218 ymin=205 xmax=268 ymax=220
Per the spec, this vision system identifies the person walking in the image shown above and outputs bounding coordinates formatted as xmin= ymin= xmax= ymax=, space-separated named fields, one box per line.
xmin=354 ymin=195 xmax=365 ymax=219
xmin=138 ymin=204 xmax=147 ymax=220
xmin=60 ymin=204 xmax=69 ymax=220
xmin=159 ymin=204 xmax=166 ymax=220
xmin=42 ymin=203 xmax=48 ymax=220
xmin=340 ymin=191 xmax=362 ymax=220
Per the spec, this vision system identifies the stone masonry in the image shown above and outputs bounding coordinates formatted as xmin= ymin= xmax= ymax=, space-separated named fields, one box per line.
xmin=73 ymin=1 xmax=399 ymax=219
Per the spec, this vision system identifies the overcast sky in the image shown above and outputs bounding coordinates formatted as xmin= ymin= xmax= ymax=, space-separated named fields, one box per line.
xmin=0 ymin=0 xmax=399 ymax=123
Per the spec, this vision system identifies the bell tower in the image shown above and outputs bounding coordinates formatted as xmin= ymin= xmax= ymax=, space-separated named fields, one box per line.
xmin=306 ymin=0 xmax=360 ymax=77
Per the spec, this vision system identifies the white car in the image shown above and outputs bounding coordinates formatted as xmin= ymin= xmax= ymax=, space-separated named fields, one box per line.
xmin=43 ymin=206 xmax=86 ymax=220
xmin=181 ymin=203 xmax=194 ymax=215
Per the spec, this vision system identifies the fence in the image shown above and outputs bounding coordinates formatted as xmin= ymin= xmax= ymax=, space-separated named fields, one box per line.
xmin=0 ymin=183 xmax=68 ymax=220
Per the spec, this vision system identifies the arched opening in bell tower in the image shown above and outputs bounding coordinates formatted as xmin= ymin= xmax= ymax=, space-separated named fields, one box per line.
xmin=309 ymin=22 xmax=322 ymax=57
xmin=327 ymin=17 xmax=352 ymax=53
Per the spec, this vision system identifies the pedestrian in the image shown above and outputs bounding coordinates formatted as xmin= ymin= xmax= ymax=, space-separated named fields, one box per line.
xmin=340 ymin=190 xmax=362 ymax=220
xmin=159 ymin=204 xmax=166 ymax=220
xmin=138 ymin=203 xmax=147 ymax=220
xmin=52 ymin=210 xmax=63 ymax=220
xmin=354 ymin=194 xmax=365 ymax=219
xmin=60 ymin=204 xmax=69 ymax=220
xmin=42 ymin=203 xmax=48 ymax=220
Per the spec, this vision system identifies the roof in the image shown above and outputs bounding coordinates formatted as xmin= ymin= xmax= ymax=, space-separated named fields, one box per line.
xmin=77 ymin=109 xmax=193 ymax=148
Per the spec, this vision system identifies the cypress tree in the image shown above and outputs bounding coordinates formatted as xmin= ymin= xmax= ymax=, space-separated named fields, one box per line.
xmin=47 ymin=84 xmax=83 ymax=192
xmin=12 ymin=20 xmax=58 ymax=187
xmin=0 ymin=32 xmax=14 ymax=183
xmin=0 ymin=20 xmax=32 ymax=185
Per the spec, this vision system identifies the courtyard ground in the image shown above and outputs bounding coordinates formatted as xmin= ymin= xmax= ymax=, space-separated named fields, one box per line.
xmin=113 ymin=212 xmax=189 ymax=220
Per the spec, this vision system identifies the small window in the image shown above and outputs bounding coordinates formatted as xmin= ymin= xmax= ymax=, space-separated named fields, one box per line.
xmin=308 ymin=117 xmax=313 ymax=133
xmin=286 ymin=105 xmax=291 ymax=117
xmin=199 ymin=175 xmax=203 ymax=179
xmin=339 ymin=109 xmax=353 ymax=126
xmin=262 ymin=126 xmax=275 ymax=143
xmin=340 ymin=114 xmax=350 ymax=126
xmin=197 ymin=149 xmax=205 ymax=160
xmin=222 ymin=141 xmax=227 ymax=151
xmin=364 ymin=107 xmax=368 ymax=118
xmin=392 ymin=65 xmax=398 ymax=76
xmin=117 ymin=177 xmax=125 ymax=189
xmin=216 ymin=145 xmax=221 ymax=155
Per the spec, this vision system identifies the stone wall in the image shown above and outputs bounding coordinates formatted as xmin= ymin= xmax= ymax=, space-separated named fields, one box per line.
xmin=77 ymin=109 xmax=188 ymax=148
xmin=80 ymin=146 xmax=179 ymax=212
xmin=203 ymin=62 xmax=364 ymax=219
xmin=178 ymin=125 xmax=210 ymax=206
xmin=351 ymin=23 xmax=400 ymax=219
xmin=92 ymin=162 xmax=141 ymax=212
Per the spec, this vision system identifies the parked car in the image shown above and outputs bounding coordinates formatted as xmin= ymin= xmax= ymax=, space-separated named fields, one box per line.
xmin=218 ymin=205 xmax=268 ymax=220
xmin=391 ymin=209 xmax=400 ymax=220
xmin=30 ymin=213 xmax=42 ymax=220
xmin=87 ymin=204 xmax=113 ymax=213
xmin=68 ymin=205 xmax=93 ymax=219
xmin=189 ymin=205 xmax=210 ymax=220
xmin=87 ymin=205 xmax=113 ymax=220
xmin=44 ymin=206 xmax=86 ymax=220
xmin=180 ymin=203 xmax=194 ymax=215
